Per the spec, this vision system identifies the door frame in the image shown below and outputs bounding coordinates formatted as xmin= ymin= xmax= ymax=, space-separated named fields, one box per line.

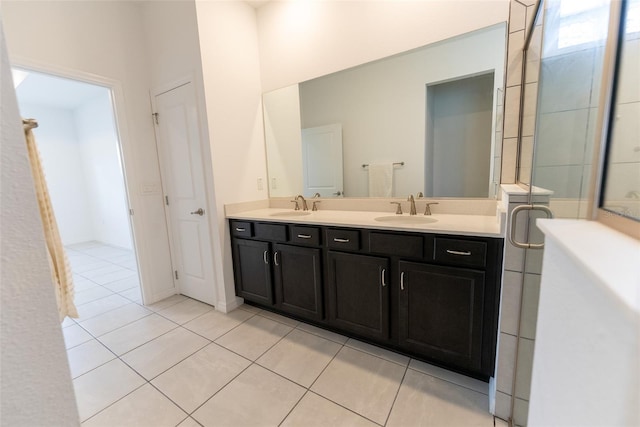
xmin=10 ymin=56 xmax=152 ymax=304
xmin=150 ymin=73 xmax=218 ymax=305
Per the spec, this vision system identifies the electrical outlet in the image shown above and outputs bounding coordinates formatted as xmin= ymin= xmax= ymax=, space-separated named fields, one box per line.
xmin=271 ymin=178 xmax=277 ymax=189
xmin=257 ymin=178 xmax=263 ymax=191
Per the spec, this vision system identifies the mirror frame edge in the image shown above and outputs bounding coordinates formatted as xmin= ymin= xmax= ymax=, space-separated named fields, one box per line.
xmin=588 ymin=0 xmax=640 ymax=240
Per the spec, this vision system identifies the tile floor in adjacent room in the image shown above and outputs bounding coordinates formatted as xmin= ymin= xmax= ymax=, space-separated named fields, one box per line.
xmin=63 ymin=242 xmax=506 ymax=427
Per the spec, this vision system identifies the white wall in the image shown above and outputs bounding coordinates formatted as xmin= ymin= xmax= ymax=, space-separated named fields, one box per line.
xmin=257 ymin=0 xmax=509 ymax=92
xmin=16 ymin=102 xmax=95 ymax=245
xmin=75 ymin=91 xmax=132 ymax=249
xmin=0 ymin=24 xmax=79 ymax=426
xmin=141 ymin=0 xmax=221 ymax=306
xmin=2 ymin=0 xmax=174 ymax=303
xmin=195 ymin=0 xmax=268 ymax=311
xmin=298 ymin=25 xmax=505 ymax=198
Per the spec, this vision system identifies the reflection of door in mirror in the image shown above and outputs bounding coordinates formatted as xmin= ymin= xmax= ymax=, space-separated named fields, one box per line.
xmin=301 ymin=124 xmax=344 ymax=197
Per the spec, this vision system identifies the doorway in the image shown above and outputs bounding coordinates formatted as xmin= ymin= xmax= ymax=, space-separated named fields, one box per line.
xmin=13 ymin=68 xmax=143 ymax=311
xmin=426 ymin=73 xmax=495 ymax=198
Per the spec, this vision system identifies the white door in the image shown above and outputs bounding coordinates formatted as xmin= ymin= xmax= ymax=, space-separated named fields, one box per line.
xmin=153 ymin=82 xmax=216 ymax=305
xmin=301 ymin=124 xmax=344 ymax=197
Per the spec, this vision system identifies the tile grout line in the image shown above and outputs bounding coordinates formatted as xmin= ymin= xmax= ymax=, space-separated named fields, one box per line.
xmin=382 ymin=363 xmax=409 ymax=426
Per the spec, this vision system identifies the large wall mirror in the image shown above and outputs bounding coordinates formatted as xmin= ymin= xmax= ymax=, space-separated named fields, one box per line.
xmin=263 ymin=23 xmax=507 ymax=199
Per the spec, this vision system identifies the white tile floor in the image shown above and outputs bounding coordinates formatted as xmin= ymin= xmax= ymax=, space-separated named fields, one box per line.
xmin=63 ymin=242 xmax=505 ymax=426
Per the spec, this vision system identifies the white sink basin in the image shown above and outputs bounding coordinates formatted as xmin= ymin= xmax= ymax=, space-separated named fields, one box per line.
xmin=269 ymin=211 xmax=312 ymax=217
xmin=374 ymin=215 xmax=438 ymax=225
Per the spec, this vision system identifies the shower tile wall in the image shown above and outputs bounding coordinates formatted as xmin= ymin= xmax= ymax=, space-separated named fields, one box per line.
xmin=494 ymin=1 xmax=540 ymax=423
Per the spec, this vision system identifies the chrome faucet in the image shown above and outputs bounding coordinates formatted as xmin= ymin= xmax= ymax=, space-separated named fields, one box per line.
xmin=295 ymin=194 xmax=308 ymax=211
xmin=408 ymin=194 xmax=417 ymax=215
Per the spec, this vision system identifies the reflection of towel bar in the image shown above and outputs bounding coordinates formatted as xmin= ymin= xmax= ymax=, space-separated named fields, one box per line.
xmin=362 ymin=162 xmax=404 ymax=168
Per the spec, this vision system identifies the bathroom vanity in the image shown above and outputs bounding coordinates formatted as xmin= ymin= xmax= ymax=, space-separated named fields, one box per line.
xmin=227 ymin=208 xmax=503 ymax=380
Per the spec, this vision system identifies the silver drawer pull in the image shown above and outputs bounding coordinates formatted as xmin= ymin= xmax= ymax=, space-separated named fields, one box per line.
xmin=235 ymin=227 xmax=246 ymax=232
xmin=297 ymin=234 xmax=312 ymax=239
xmin=274 ymin=251 xmax=280 ymax=266
xmin=400 ymin=271 xmax=405 ymax=291
xmin=263 ymin=250 xmax=268 ymax=264
xmin=333 ymin=238 xmax=350 ymax=243
xmin=381 ymin=268 xmax=387 ymax=287
xmin=446 ymin=249 xmax=472 ymax=256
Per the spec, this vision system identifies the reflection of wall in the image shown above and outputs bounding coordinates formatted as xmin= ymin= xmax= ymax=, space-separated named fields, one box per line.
xmin=298 ymin=25 xmax=505 ymax=198
xmin=429 ymin=73 xmax=494 ymax=197
xmin=263 ymin=85 xmax=303 ymax=197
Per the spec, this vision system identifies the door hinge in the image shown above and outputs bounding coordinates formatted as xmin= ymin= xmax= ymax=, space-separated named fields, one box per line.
xmin=152 ymin=112 xmax=159 ymax=125
xmin=129 ymin=208 xmax=134 ymax=215
xmin=165 ymin=195 xmax=169 ymax=206
xmin=174 ymin=270 xmax=179 ymax=280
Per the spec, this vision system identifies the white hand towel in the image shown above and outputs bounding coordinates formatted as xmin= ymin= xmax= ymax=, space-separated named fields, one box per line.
xmin=368 ymin=163 xmax=393 ymax=197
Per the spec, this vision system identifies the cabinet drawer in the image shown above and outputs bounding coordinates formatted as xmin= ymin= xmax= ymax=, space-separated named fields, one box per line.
xmin=370 ymin=232 xmax=423 ymax=259
xmin=255 ymin=223 xmax=288 ymax=242
xmin=434 ymin=237 xmax=487 ymax=268
xmin=231 ymin=221 xmax=253 ymax=238
xmin=290 ymin=225 xmax=321 ymax=246
xmin=326 ymin=228 xmax=360 ymax=251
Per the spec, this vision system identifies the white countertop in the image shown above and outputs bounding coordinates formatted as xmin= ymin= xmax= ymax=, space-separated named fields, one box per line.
xmin=537 ymin=219 xmax=640 ymax=312
xmin=227 ymin=208 xmax=503 ymax=238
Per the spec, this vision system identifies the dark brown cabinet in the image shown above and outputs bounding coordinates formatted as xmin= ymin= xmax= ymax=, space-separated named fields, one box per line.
xmin=232 ymin=239 xmax=273 ymax=305
xmin=398 ymin=261 xmax=485 ymax=373
xmin=273 ymin=243 xmax=323 ymax=321
xmin=231 ymin=221 xmax=325 ymax=323
xmin=327 ymin=251 xmax=389 ymax=341
xmin=229 ymin=219 xmax=503 ymax=380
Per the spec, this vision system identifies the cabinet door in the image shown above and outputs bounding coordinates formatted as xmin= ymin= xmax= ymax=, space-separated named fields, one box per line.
xmin=327 ymin=251 xmax=389 ymax=341
xmin=273 ymin=244 xmax=323 ymax=321
xmin=233 ymin=239 xmax=273 ymax=305
xmin=398 ymin=261 xmax=485 ymax=373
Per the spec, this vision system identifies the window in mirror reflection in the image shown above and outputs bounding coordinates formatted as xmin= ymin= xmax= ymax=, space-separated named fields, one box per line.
xmin=601 ymin=0 xmax=640 ymax=221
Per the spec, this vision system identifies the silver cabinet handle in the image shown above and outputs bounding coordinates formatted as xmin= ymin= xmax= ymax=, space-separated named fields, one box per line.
xmin=274 ymin=251 xmax=280 ymax=266
xmin=263 ymin=250 xmax=268 ymax=264
xmin=508 ymin=204 xmax=554 ymax=249
xmin=190 ymin=208 xmax=205 ymax=216
xmin=235 ymin=227 xmax=246 ymax=232
xmin=446 ymin=249 xmax=472 ymax=256
xmin=400 ymin=271 xmax=405 ymax=291
xmin=381 ymin=268 xmax=387 ymax=287
xmin=297 ymin=234 xmax=312 ymax=239
xmin=333 ymin=238 xmax=350 ymax=243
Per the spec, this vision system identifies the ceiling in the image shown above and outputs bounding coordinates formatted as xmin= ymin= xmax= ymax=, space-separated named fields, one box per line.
xmin=13 ymin=69 xmax=109 ymax=110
